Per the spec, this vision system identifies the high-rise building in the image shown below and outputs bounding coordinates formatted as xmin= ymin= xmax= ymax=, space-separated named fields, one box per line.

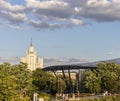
xmin=20 ymin=40 xmax=43 ymax=71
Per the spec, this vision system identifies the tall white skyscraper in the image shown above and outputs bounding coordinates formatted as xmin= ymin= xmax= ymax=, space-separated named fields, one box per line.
xmin=20 ymin=39 xmax=43 ymax=71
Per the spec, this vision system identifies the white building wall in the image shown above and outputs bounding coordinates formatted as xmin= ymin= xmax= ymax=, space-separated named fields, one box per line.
xmin=20 ymin=43 xmax=43 ymax=71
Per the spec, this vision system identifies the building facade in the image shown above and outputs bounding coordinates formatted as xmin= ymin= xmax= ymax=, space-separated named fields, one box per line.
xmin=20 ymin=41 xmax=43 ymax=71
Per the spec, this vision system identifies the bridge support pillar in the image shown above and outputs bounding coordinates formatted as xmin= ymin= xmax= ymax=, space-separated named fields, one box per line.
xmin=68 ymin=69 xmax=73 ymax=93
xmin=61 ymin=66 xmax=69 ymax=92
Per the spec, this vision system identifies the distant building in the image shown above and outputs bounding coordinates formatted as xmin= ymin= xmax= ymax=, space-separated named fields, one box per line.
xmin=20 ymin=39 xmax=43 ymax=71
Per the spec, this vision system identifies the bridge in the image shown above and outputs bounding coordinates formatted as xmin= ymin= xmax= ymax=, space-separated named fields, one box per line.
xmin=43 ymin=64 xmax=96 ymax=71
xmin=42 ymin=58 xmax=120 ymax=93
xmin=43 ymin=63 xmax=96 ymax=93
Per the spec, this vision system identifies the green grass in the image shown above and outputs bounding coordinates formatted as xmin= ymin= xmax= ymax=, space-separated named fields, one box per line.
xmin=79 ymin=94 xmax=120 ymax=101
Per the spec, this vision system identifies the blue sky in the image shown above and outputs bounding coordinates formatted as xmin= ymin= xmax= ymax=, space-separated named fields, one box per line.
xmin=0 ymin=0 xmax=120 ymax=66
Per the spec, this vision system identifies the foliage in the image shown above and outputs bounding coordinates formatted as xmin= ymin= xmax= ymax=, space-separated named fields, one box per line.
xmin=13 ymin=63 xmax=36 ymax=96
xmin=0 ymin=63 xmax=17 ymax=100
xmin=57 ymin=75 xmax=67 ymax=93
xmin=38 ymin=92 xmax=51 ymax=101
xmin=0 ymin=62 xmax=68 ymax=100
xmin=97 ymin=62 xmax=120 ymax=92
xmin=32 ymin=69 xmax=59 ymax=94
xmin=83 ymin=62 xmax=120 ymax=93
xmin=83 ymin=70 xmax=101 ymax=93
xmin=80 ymin=94 xmax=120 ymax=101
xmin=0 ymin=62 xmax=35 ymax=100
xmin=0 ymin=61 xmax=120 ymax=100
xmin=32 ymin=69 xmax=67 ymax=95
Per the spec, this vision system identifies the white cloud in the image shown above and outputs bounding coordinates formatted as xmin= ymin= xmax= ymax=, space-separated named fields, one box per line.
xmin=113 ymin=0 xmax=120 ymax=4
xmin=0 ymin=0 xmax=25 ymax=12
xmin=0 ymin=56 xmax=19 ymax=64
xmin=108 ymin=52 xmax=113 ymax=55
xmin=26 ymin=0 xmax=68 ymax=9
xmin=87 ymin=0 xmax=110 ymax=6
xmin=0 ymin=11 xmax=27 ymax=25
xmin=0 ymin=56 xmax=88 ymax=66
xmin=7 ymin=24 xmax=21 ymax=30
xmin=0 ymin=0 xmax=27 ymax=27
xmin=1 ymin=0 xmax=120 ymax=30
xmin=44 ymin=57 xmax=89 ymax=67
xmin=79 ymin=0 xmax=120 ymax=22
xmin=28 ymin=20 xmax=63 ymax=30
xmin=69 ymin=18 xmax=84 ymax=25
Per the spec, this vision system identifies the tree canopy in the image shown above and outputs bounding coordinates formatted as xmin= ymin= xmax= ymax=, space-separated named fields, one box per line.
xmin=0 ymin=62 xmax=34 ymax=100
xmin=1 ymin=61 xmax=120 ymax=100
xmin=83 ymin=62 xmax=120 ymax=93
xmin=32 ymin=68 xmax=66 ymax=94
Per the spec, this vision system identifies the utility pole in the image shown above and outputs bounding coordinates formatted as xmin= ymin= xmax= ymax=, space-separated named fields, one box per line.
xmin=77 ymin=71 xmax=80 ymax=101
xmin=72 ymin=81 xmax=75 ymax=99
xmin=56 ymin=77 xmax=60 ymax=101
xmin=60 ymin=78 xmax=62 ymax=94
xmin=58 ymin=77 xmax=59 ymax=94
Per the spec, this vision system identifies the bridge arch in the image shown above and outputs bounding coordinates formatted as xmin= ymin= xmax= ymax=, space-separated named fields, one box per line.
xmin=43 ymin=64 xmax=96 ymax=93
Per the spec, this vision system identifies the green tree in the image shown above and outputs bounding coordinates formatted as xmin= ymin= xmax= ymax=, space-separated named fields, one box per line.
xmin=12 ymin=62 xmax=36 ymax=99
xmin=32 ymin=68 xmax=48 ymax=91
xmin=0 ymin=63 xmax=17 ymax=100
xmin=97 ymin=62 xmax=120 ymax=93
xmin=83 ymin=62 xmax=120 ymax=93
xmin=0 ymin=62 xmax=35 ymax=100
xmin=32 ymin=69 xmax=67 ymax=95
xmin=83 ymin=70 xmax=101 ymax=93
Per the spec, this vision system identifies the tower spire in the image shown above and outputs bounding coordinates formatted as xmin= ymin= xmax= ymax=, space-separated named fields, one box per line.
xmin=30 ymin=37 xmax=32 ymax=46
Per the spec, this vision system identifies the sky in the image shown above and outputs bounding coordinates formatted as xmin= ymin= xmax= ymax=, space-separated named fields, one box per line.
xmin=0 ymin=0 xmax=120 ymax=67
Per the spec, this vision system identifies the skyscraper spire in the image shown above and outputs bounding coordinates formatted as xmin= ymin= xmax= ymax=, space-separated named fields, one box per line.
xmin=30 ymin=37 xmax=32 ymax=46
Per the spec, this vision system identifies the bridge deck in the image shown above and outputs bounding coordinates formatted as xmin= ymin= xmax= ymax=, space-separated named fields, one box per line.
xmin=43 ymin=64 xmax=96 ymax=71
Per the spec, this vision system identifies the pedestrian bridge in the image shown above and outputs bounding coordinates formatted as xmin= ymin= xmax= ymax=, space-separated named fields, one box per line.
xmin=43 ymin=63 xmax=96 ymax=93
xmin=42 ymin=58 xmax=120 ymax=93
xmin=43 ymin=64 xmax=96 ymax=71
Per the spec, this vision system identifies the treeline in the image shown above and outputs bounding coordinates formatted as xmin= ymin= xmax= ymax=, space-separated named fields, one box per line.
xmin=0 ymin=62 xmax=120 ymax=100
xmin=0 ymin=62 xmax=66 ymax=101
xmin=83 ymin=62 xmax=120 ymax=94
xmin=0 ymin=62 xmax=34 ymax=100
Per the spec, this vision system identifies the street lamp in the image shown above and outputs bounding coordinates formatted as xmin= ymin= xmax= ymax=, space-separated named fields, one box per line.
xmin=72 ymin=81 xmax=75 ymax=99
xmin=56 ymin=78 xmax=60 ymax=100
xmin=58 ymin=78 xmax=59 ymax=94
xmin=77 ymin=71 xmax=80 ymax=101
xmin=60 ymin=78 xmax=62 ymax=94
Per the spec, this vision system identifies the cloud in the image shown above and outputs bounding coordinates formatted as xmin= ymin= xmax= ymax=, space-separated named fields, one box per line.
xmin=28 ymin=20 xmax=63 ymax=30
xmin=0 ymin=11 xmax=27 ymax=24
xmin=0 ymin=56 xmax=19 ymax=64
xmin=0 ymin=0 xmax=26 ymax=27
xmin=1 ymin=0 xmax=120 ymax=30
xmin=44 ymin=57 xmax=89 ymax=67
xmin=108 ymin=52 xmax=113 ymax=55
xmin=43 ymin=57 xmax=65 ymax=65
xmin=7 ymin=24 xmax=21 ymax=30
xmin=66 ymin=58 xmax=89 ymax=63
xmin=26 ymin=0 xmax=68 ymax=9
xmin=0 ymin=56 xmax=88 ymax=67
xmin=0 ymin=0 xmax=25 ymax=12
xmin=78 ymin=0 xmax=120 ymax=22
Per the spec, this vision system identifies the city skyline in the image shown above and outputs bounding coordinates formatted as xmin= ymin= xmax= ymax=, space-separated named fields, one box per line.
xmin=0 ymin=0 xmax=120 ymax=66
